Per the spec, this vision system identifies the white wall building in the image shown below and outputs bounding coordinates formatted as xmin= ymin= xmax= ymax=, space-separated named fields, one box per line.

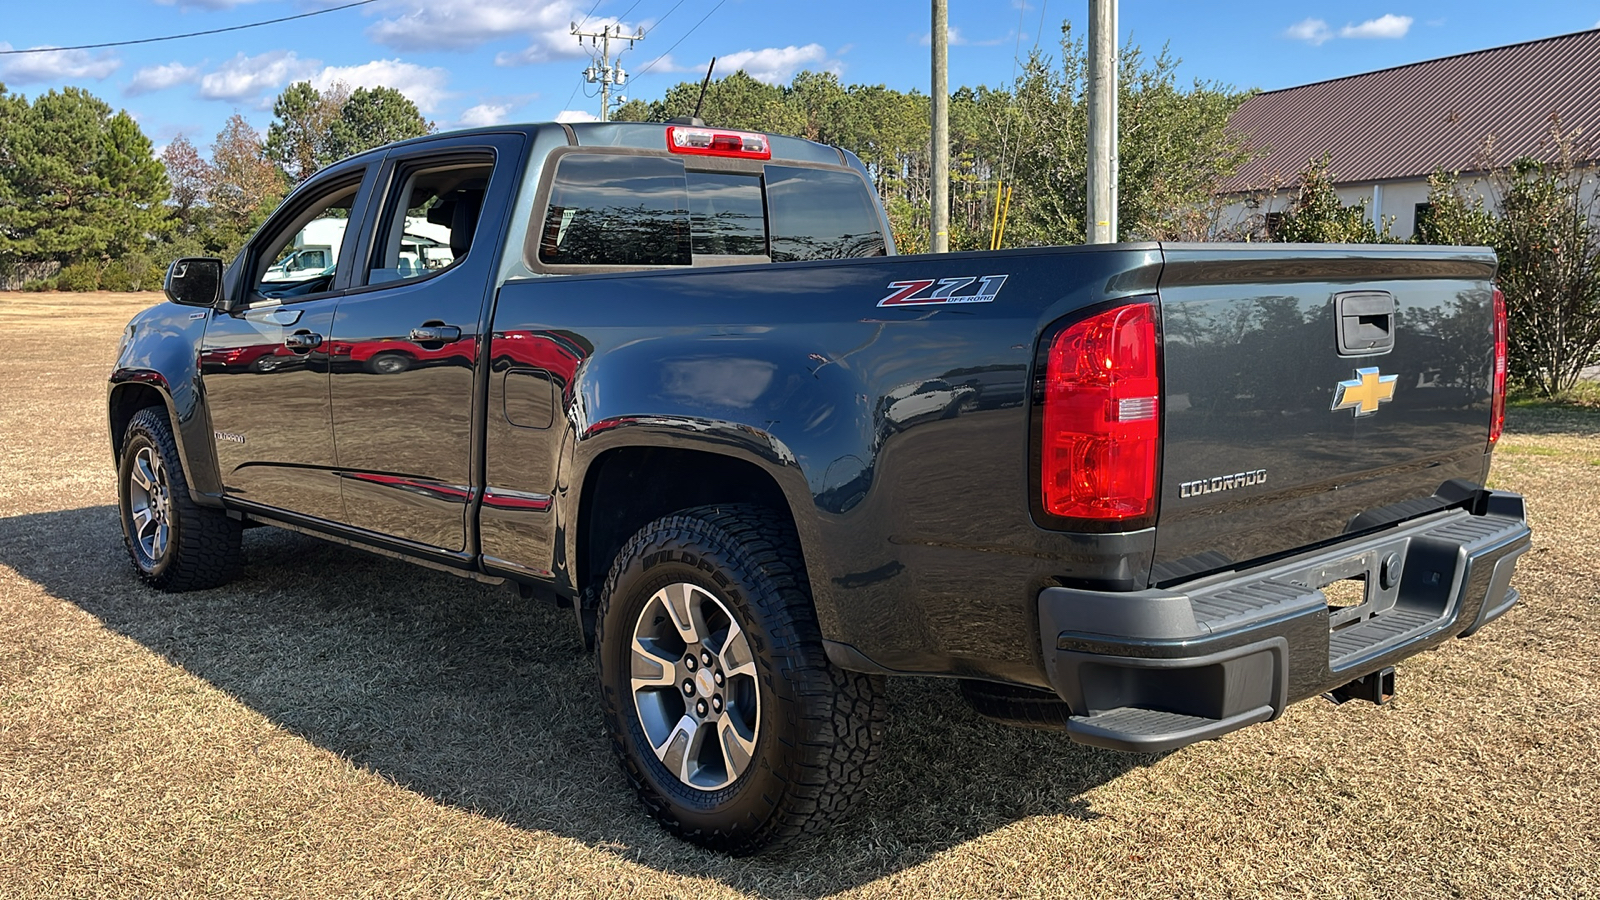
xmin=1217 ymin=29 xmax=1600 ymax=240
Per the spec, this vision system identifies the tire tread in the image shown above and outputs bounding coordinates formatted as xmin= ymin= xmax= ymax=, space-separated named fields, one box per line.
xmin=121 ymin=407 xmax=243 ymax=592
xmin=596 ymin=504 xmax=885 ymax=854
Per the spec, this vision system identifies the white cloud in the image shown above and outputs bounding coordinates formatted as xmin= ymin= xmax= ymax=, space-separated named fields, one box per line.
xmin=199 ymin=50 xmax=317 ymax=102
xmin=717 ymin=44 xmax=834 ymax=85
xmin=0 ymin=44 xmax=121 ymax=83
xmin=919 ymin=26 xmax=967 ymax=47
xmin=494 ymin=14 xmax=644 ymax=67
xmin=458 ymin=102 xmax=513 ymax=128
xmin=555 ymin=109 xmax=599 ymax=123
xmin=310 ymin=59 xmax=451 ymax=113
xmin=623 ymin=53 xmax=695 ymax=76
xmin=127 ymin=62 xmax=201 ymax=96
xmin=1341 ymin=14 xmax=1413 ymax=39
xmin=1285 ymin=18 xmax=1333 ymax=45
xmin=370 ymin=0 xmax=585 ymax=54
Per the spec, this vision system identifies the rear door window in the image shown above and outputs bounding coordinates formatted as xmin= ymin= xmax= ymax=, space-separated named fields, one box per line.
xmin=765 ymin=166 xmax=886 ymax=262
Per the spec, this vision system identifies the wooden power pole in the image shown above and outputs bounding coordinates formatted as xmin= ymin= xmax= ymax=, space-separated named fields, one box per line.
xmin=931 ymin=0 xmax=950 ymax=253
xmin=1086 ymin=0 xmax=1118 ymax=243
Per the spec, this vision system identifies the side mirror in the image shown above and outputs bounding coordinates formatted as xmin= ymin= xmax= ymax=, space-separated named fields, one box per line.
xmin=164 ymin=257 xmax=224 ymax=308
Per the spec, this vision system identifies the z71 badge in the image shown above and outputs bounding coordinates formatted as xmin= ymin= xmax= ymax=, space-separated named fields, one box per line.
xmin=878 ymin=274 xmax=1009 ymax=307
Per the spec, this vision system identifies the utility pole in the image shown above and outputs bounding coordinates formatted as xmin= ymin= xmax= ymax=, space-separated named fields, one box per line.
xmin=573 ymin=21 xmax=644 ymax=122
xmin=1086 ymin=0 xmax=1118 ymax=243
xmin=930 ymin=0 xmax=949 ymax=253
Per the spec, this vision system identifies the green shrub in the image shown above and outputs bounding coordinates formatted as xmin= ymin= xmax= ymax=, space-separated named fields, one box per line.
xmin=99 ymin=261 xmax=137 ymax=292
xmin=1275 ymin=155 xmax=1394 ymax=243
xmin=98 ymin=254 xmax=167 ymax=291
xmin=20 ymin=278 xmax=58 ymax=292
xmin=57 ymin=261 xmax=102 ymax=292
xmin=1422 ymin=151 xmax=1600 ymax=397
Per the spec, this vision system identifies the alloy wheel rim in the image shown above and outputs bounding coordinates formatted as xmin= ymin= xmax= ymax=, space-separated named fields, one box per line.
xmin=127 ymin=445 xmax=171 ymax=563
xmin=629 ymin=582 xmax=760 ymax=790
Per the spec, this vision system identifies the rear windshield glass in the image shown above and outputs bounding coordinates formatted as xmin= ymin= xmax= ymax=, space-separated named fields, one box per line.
xmin=534 ymin=153 xmax=884 ymax=268
xmin=537 ymin=154 xmax=691 ymax=266
xmin=687 ymin=172 xmax=766 ymax=257
xmin=765 ymin=166 xmax=886 ymax=262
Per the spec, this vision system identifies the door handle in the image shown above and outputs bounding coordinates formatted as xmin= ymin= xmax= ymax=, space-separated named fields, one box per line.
xmin=410 ymin=324 xmax=462 ymax=343
xmin=284 ymin=331 xmax=323 ymax=351
xmin=1335 ymin=291 xmax=1395 ymax=355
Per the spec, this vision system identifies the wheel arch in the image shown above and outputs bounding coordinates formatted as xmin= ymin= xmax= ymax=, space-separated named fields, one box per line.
xmin=108 ymin=373 xmax=224 ymax=502
xmin=569 ymin=439 xmax=843 ymax=650
xmin=575 ymin=443 xmax=801 ymax=595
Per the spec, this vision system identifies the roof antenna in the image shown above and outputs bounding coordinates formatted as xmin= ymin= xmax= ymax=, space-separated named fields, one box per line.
xmin=691 ymin=57 xmax=716 ymax=121
xmin=667 ymin=57 xmax=716 ymax=126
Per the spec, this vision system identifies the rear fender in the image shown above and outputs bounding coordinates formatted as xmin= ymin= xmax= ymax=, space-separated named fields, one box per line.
xmin=559 ymin=335 xmax=869 ymax=637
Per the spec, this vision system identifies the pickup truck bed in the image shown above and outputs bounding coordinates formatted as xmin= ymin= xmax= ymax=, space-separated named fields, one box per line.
xmin=109 ymin=120 xmax=1529 ymax=854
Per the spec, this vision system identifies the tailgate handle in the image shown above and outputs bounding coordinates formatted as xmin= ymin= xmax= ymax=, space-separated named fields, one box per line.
xmin=1336 ymin=291 xmax=1395 ymax=356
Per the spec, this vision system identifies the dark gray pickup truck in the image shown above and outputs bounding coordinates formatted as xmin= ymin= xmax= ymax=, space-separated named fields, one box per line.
xmin=109 ymin=120 xmax=1530 ymax=854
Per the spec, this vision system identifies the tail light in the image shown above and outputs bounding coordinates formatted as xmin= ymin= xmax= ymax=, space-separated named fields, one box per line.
xmin=1489 ymin=286 xmax=1507 ymax=449
xmin=666 ymin=126 xmax=771 ymax=160
xmin=1038 ymin=299 xmax=1161 ymax=528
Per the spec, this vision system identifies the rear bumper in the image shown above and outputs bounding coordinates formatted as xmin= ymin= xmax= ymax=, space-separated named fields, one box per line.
xmin=1039 ymin=490 xmax=1531 ymax=753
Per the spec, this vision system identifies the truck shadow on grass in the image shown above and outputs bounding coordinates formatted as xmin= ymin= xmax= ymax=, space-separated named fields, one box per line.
xmin=3 ymin=505 xmax=1155 ymax=896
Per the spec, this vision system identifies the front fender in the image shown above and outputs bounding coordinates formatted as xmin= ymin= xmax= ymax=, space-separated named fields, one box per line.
xmin=108 ymin=303 xmax=222 ymax=499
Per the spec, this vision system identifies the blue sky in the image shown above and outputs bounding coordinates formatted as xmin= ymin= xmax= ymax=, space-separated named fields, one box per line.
xmin=2 ymin=1 xmax=1598 ymax=155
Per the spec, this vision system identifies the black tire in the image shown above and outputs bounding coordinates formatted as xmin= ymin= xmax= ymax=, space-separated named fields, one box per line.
xmin=597 ymin=505 xmax=885 ymax=855
xmin=117 ymin=407 xmax=243 ymax=592
xmin=958 ymin=679 xmax=1073 ymax=731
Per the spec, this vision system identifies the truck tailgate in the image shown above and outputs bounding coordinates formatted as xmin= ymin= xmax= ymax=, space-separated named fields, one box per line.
xmin=1151 ymin=245 xmax=1499 ymax=583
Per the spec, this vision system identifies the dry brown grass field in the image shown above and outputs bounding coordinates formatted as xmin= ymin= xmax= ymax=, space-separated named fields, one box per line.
xmin=1 ymin=291 xmax=1596 ymax=899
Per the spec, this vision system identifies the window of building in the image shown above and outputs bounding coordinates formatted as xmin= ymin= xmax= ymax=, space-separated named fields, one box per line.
xmin=1263 ymin=211 xmax=1285 ymax=241
xmin=1413 ymin=203 xmax=1434 ymax=239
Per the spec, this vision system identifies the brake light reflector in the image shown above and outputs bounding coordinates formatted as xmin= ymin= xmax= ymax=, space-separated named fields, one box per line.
xmin=1489 ymin=286 xmax=1507 ymax=448
xmin=667 ymin=126 xmax=771 ymax=159
xmin=1041 ymin=300 xmax=1161 ymax=523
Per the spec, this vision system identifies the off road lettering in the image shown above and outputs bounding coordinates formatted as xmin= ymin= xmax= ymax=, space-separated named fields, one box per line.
xmin=878 ymin=274 xmax=1008 ymax=307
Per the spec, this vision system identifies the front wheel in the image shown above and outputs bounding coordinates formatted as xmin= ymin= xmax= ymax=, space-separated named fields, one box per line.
xmin=597 ymin=505 xmax=885 ymax=855
xmin=118 ymin=407 xmax=243 ymax=591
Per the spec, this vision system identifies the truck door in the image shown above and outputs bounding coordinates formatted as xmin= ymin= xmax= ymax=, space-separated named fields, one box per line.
xmin=200 ymin=163 xmax=376 ymax=521
xmin=325 ymin=133 xmax=524 ymax=552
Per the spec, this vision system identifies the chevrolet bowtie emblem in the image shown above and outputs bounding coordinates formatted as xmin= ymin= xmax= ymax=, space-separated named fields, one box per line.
xmin=1332 ymin=367 xmax=1398 ymax=417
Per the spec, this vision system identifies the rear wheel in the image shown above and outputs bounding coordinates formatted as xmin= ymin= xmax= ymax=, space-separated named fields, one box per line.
xmin=117 ymin=407 xmax=242 ymax=591
xmin=597 ymin=505 xmax=885 ymax=855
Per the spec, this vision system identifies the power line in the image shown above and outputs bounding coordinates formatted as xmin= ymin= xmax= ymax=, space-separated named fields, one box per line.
xmin=615 ymin=0 xmax=646 ymax=25
xmin=573 ymin=0 xmax=605 ymax=33
xmin=0 ymin=0 xmax=380 ymax=55
xmin=642 ymin=0 xmax=690 ymax=38
xmin=634 ymin=0 xmax=727 ymax=80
